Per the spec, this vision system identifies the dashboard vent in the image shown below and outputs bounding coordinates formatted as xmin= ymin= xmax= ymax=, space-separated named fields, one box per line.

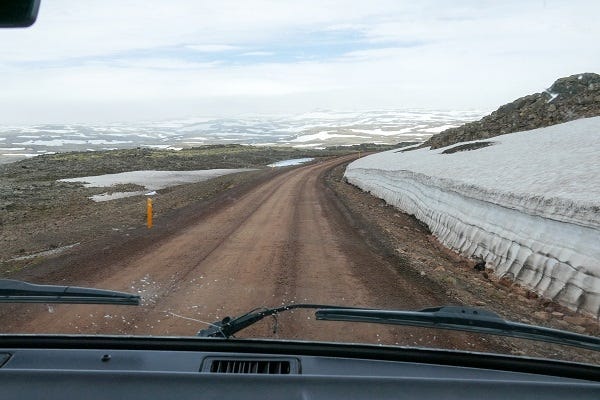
xmin=202 ymin=357 xmax=299 ymax=374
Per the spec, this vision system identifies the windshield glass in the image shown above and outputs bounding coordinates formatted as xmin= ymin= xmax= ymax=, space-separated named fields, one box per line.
xmin=1 ymin=0 xmax=599 ymax=366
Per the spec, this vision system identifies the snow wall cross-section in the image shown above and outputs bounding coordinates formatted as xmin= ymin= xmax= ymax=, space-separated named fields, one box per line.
xmin=344 ymin=117 xmax=600 ymax=316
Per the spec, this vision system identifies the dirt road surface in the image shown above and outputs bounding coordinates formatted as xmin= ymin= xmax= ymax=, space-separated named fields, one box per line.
xmin=1 ymin=156 xmax=499 ymax=351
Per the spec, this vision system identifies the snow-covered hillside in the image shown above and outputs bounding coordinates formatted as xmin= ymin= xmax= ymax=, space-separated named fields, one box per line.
xmin=0 ymin=109 xmax=481 ymax=164
xmin=345 ymin=117 xmax=600 ymax=316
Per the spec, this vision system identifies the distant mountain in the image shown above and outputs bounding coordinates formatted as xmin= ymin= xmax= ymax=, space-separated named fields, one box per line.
xmin=0 ymin=110 xmax=482 ymax=164
xmin=425 ymin=73 xmax=600 ymax=149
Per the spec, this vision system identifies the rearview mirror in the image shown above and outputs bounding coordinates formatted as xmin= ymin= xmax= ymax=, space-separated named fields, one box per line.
xmin=0 ymin=0 xmax=40 ymax=28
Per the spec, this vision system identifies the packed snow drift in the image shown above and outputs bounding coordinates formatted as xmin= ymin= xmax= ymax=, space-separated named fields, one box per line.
xmin=345 ymin=117 xmax=600 ymax=316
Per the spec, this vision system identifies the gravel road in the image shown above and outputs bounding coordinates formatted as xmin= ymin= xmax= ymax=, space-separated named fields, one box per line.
xmin=4 ymin=155 xmax=595 ymax=361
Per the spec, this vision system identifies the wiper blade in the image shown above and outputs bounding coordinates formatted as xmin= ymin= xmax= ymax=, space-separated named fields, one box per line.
xmin=198 ymin=303 xmax=600 ymax=352
xmin=197 ymin=303 xmax=354 ymax=338
xmin=316 ymin=306 xmax=600 ymax=352
xmin=0 ymin=279 xmax=141 ymax=305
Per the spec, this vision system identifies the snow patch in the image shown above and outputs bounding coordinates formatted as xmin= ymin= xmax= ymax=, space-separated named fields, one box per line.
xmin=292 ymin=143 xmax=325 ymax=148
xmin=9 ymin=243 xmax=80 ymax=261
xmin=421 ymin=124 xmax=459 ymax=133
xmin=268 ymin=158 xmax=314 ymax=167
xmin=290 ymin=132 xmax=367 ymax=143
xmin=60 ymin=169 xmax=256 ymax=192
xmin=89 ymin=191 xmax=147 ymax=202
xmin=345 ymin=117 xmax=600 ymax=316
xmin=544 ymin=90 xmax=559 ymax=103
xmin=140 ymin=144 xmax=183 ymax=150
xmin=15 ymin=139 xmax=132 ymax=146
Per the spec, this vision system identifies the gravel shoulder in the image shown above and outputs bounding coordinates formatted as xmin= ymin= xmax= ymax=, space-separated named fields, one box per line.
xmin=325 ymin=160 xmax=600 ymax=364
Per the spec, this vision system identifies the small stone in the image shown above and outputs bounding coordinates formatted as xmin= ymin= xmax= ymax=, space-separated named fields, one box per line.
xmin=443 ymin=277 xmax=457 ymax=286
xmin=540 ymin=299 xmax=552 ymax=307
xmin=564 ymin=315 xmax=587 ymax=325
xmin=434 ymin=266 xmax=446 ymax=273
xmin=533 ymin=311 xmax=549 ymax=321
xmin=499 ymin=276 xmax=513 ymax=287
xmin=556 ymin=320 xmax=570 ymax=330
xmin=473 ymin=260 xmax=486 ymax=271
xmin=551 ymin=312 xmax=564 ymax=318
xmin=571 ymin=326 xmax=587 ymax=334
xmin=525 ymin=290 xmax=539 ymax=299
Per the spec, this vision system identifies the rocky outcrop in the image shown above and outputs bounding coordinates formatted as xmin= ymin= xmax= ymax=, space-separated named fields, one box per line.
xmin=425 ymin=73 xmax=600 ymax=149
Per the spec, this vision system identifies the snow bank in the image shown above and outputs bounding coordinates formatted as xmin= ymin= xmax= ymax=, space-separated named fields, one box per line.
xmin=345 ymin=117 xmax=600 ymax=316
xmin=60 ymin=169 xmax=255 ymax=191
xmin=60 ymin=169 xmax=256 ymax=202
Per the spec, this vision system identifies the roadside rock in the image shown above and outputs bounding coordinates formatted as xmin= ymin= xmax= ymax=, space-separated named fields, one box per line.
xmin=425 ymin=73 xmax=600 ymax=149
xmin=473 ymin=260 xmax=486 ymax=271
xmin=533 ymin=311 xmax=549 ymax=321
xmin=564 ymin=315 xmax=587 ymax=326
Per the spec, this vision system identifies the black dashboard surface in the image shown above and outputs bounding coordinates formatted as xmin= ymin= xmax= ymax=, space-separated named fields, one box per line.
xmin=1 ymin=343 xmax=599 ymax=400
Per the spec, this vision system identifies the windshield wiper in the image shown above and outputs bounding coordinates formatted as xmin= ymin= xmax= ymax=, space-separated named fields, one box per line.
xmin=0 ymin=279 xmax=140 ymax=305
xmin=199 ymin=303 xmax=600 ymax=352
xmin=197 ymin=303 xmax=355 ymax=338
xmin=316 ymin=306 xmax=600 ymax=352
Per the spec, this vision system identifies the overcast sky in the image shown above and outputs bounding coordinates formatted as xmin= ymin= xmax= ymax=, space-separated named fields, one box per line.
xmin=0 ymin=0 xmax=599 ymax=124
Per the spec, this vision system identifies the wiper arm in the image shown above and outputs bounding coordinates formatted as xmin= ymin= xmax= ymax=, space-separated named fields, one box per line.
xmin=316 ymin=306 xmax=600 ymax=352
xmin=0 ymin=279 xmax=140 ymax=305
xmin=198 ymin=303 xmax=354 ymax=338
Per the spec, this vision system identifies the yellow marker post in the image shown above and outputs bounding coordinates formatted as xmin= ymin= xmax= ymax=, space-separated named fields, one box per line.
xmin=146 ymin=197 xmax=153 ymax=229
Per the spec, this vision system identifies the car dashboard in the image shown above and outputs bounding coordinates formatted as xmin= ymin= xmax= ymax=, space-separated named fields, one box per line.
xmin=0 ymin=336 xmax=598 ymax=399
